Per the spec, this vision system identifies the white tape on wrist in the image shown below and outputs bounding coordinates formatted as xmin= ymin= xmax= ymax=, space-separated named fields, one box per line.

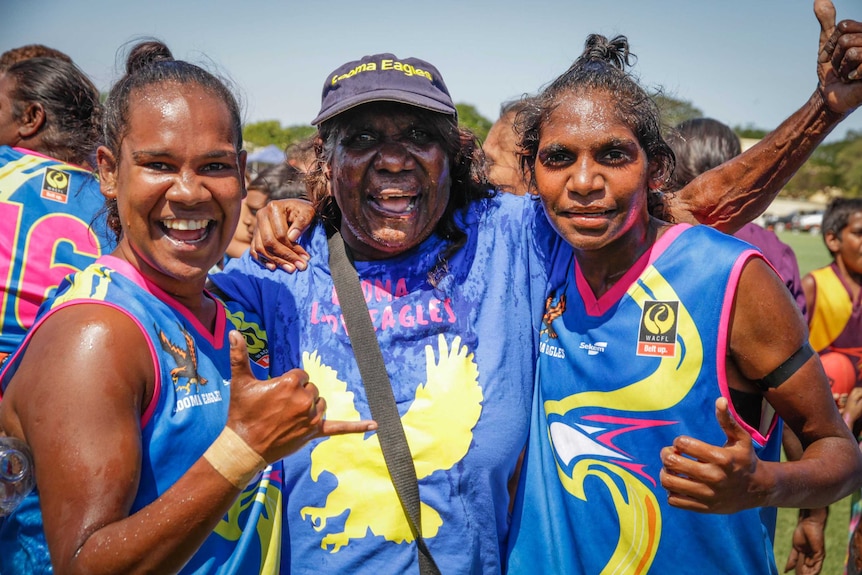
xmin=203 ymin=426 xmax=267 ymax=489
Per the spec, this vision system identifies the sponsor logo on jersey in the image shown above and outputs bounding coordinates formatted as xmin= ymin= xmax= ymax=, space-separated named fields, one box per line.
xmin=579 ymin=341 xmax=607 ymax=356
xmin=637 ymin=300 xmax=679 ymax=357
xmin=41 ymin=168 xmax=70 ymax=203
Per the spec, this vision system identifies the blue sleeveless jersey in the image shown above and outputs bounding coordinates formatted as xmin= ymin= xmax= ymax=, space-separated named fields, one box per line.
xmin=0 ymin=145 xmax=109 ymax=355
xmin=211 ymin=193 xmax=555 ymax=574
xmin=0 ymin=256 xmax=282 ymax=574
xmin=507 ymin=224 xmax=782 ymax=575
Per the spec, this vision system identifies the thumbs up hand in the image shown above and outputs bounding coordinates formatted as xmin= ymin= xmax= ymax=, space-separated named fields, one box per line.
xmin=815 ymin=0 xmax=862 ymax=115
xmin=659 ymin=397 xmax=767 ymax=514
xmin=225 ymin=330 xmax=376 ymax=464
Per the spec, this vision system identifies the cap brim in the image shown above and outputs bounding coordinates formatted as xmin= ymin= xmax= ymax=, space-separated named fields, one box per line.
xmin=311 ymin=89 xmax=457 ymax=125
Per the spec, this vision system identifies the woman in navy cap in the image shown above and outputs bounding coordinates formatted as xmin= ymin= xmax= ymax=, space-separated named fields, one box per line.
xmin=213 ymin=52 xmax=534 ymax=574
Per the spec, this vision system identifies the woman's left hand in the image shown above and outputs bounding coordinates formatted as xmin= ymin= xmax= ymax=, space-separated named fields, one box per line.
xmin=659 ymin=397 xmax=766 ymax=514
xmin=250 ymin=199 xmax=315 ymax=272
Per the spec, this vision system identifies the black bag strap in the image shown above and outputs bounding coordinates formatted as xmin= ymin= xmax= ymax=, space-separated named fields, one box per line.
xmin=327 ymin=230 xmax=441 ymax=575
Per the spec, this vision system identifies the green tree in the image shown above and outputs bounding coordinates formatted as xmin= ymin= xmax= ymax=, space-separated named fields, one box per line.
xmin=243 ymin=121 xmax=317 ymax=151
xmin=284 ymin=125 xmax=316 ymax=145
xmin=834 ymin=137 xmax=862 ymax=197
xmin=780 ymin=134 xmax=862 ymax=198
xmin=243 ymin=120 xmax=288 ymax=148
xmin=653 ymin=94 xmax=703 ymax=130
xmin=456 ymin=103 xmax=493 ymax=142
xmin=644 ymin=94 xmax=862 ymax=200
xmin=734 ymin=124 xmax=768 ymax=140
xmin=783 ymin=163 xmax=838 ymax=198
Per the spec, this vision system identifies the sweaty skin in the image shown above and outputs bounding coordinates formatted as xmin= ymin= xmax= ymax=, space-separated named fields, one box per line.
xmin=328 ymin=103 xmax=452 ymax=261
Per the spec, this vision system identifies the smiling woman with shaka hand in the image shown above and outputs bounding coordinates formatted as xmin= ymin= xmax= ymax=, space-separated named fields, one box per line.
xmin=0 ymin=40 xmax=374 ymax=575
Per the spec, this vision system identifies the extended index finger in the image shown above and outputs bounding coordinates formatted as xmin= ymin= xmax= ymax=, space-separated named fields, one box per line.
xmin=320 ymin=419 xmax=378 ymax=436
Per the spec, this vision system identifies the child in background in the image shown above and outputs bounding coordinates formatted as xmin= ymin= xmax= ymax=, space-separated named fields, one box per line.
xmin=805 ymin=198 xmax=862 ymax=575
xmin=803 ymin=197 xmax=862 ymax=401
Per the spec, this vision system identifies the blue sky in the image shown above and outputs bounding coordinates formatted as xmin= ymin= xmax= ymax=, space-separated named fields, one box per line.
xmin=3 ymin=0 xmax=862 ymax=142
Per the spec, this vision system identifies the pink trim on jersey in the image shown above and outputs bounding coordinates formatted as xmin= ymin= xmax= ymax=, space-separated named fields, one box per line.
xmin=575 ymin=224 xmax=691 ymax=317
xmin=715 ymin=249 xmax=779 ymax=445
xmin=11 ymin=147 xmax=88 ymax=171
xmin=0 ymin=297 xmax=162 ymax=428
xmin=0 ymin=353 xmax=7 ymax=400
xmin=97 ymin=256 xmax=227 ymax=350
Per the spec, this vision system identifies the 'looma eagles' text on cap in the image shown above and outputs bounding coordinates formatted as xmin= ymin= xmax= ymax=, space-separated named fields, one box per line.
xmin=311 ymin=53 xmax=457 ymax=125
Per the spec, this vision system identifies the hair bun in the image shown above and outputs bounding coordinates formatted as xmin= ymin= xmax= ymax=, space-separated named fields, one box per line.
xmin=581 ymin=34 xmax=632 ymax=71
xmin=126 ymin=40 xmax=174 ymax=75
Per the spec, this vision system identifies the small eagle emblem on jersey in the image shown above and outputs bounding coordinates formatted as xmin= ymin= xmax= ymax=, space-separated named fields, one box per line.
xmin=541 ymin=294 xmax=566 ymax=339
xmin=157 ymin=325 xmax=208 ymax=393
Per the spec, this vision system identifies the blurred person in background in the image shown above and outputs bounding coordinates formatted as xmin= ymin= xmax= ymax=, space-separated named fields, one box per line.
xmin=285 ymin=136 xmax=318 ymax=174
xmin=802 ymin=197 xmax=862 ymax=575
xmin=220 ymin=162 xmax=307 ymax=267
xmin=483 ymin=98 xmax=531 ymax=196
xmin=0 ymin=53 xmax=108 ymax=365
xmin=0 ymin=44 xmax=73 ymax=70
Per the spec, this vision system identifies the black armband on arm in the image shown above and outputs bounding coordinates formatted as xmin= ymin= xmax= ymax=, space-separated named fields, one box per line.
xmin=754 ymin=341 xmax=815 ymax=392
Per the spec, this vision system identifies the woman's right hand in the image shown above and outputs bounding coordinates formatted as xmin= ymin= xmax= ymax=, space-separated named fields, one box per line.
xmin=225 ymin=331 xmax=376 ymax=463
xmin=250 ymin=199 xmax=315 ymax=273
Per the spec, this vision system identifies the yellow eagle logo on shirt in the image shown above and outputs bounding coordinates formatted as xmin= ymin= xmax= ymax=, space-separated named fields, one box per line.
xmin=300 ymin=334 xmax=483 ymax=551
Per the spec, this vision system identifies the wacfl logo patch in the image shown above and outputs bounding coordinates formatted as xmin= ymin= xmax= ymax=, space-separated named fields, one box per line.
xmin=637 ymin=300 xmax=679 ymax=357
xmin=41 ymin=168 xmax=70 ymax=203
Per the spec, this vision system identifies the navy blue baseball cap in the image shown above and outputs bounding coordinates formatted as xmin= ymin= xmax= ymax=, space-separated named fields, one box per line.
xmin=311 ymin=53 xmax=457 ymax=126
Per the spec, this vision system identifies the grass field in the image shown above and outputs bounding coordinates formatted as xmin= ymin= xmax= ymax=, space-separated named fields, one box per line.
xmin=776 ymin=229 xmax=832 ymax=277
xmin=770 ymin=230 xmax=850 ymax=574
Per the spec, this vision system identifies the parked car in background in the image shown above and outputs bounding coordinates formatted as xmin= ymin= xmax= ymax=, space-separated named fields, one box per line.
xmin=764 ymin=209 xmax=824 ymax=233
xmin=793 ymin=210 xmax=824 ymax=234
xmin=764 ymin=212 xmax=797 ymax=232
